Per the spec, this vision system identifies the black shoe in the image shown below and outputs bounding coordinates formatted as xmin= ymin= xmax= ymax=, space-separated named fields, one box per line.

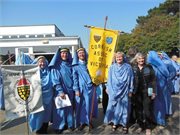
xmin=112 ymin=125 xmax=117 ymax=131
xmin=122 ymin=127 xmax=128 ymax=134
xmin=78 ymin=124 xmax=87 ymax=131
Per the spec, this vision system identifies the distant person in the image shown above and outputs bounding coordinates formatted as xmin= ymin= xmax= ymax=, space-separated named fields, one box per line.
xmin=104 ymin=52 xmax=134 ymax=134
xmin=72 ymin=47 xmax=98 ymax=130
xmin=49 ymin=48 xmax=74 ymax=134
xmin=29 ymin=56 xmax=53 ymax=134
xmin=171 ymin=55 xmax=178 ymax=62
xmin=127 ymin=46 xmax=138 ymax=64
xmin=171 ymin=55 xmax=180 ymax=94
xmin=131 ymin=53 xmax=156 ymax=135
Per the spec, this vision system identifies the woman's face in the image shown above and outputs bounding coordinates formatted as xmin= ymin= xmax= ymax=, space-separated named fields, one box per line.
xmin=116 ymin=54 xmax=123 ymax=64
xmin=137 ymin=56 xmax=145 ymax=65
xmin=38 ymin=58 xmax=46 ymax=69
xmin=61 ymin=51 xmax=68 ymax=61
xmin=78 ymin=50 xmax=85 ymax=61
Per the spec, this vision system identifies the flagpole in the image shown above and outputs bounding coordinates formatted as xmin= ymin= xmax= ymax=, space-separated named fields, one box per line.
xmin=25 ymin=100 xmax=30 ymax=135
xmin=21 ymin=66 xmax=30 ymax=135
xmin=104 ymin=16 xmax=108 ymax=30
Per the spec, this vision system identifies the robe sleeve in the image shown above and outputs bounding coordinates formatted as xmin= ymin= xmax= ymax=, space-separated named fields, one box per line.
xmin=51 ymin=68 xmax=64 ymax=95
xmin=128 ymin=66 xmax=134 ymax=93
xmin=73 ymin=66 xmax=79 ymax=92
xmin=149 ymin=65 xmax=157 ymax=94
xmin=106 ymin=65 xmax=115 ymax=98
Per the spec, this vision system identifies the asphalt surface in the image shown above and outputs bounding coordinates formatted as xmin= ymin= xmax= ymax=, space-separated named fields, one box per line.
xmin=0 ymin=94 xmax=179 ymax=135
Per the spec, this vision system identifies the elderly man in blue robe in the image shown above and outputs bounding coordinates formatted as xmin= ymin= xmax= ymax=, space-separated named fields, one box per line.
xmin=29 ymin=56 xmax=53 ymax=134
xmin=147 ymin=51 xmax=176 ymax=127
xmin=72 ymin=47 xmax=98 ymax=131
xmin=49 ymin=48 xmax=74 ymax=134
xmin=104 ymin=52 xmax=134 ymax=134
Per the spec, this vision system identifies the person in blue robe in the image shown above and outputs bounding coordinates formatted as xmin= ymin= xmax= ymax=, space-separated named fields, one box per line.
xmin=72 ymin=47 xmax=98 ymax=130
xmin=29 ymin=56 xmax=53 ymax=134
xmin=171 ymin=55 xmax=180 ymax=94
xmin=147 ymin=51 xmax=174 ymax=126
xmin=0 ymin=67 xmax=5 ymax=110
xmin=49 ymin=48 xmax=74 ymax=134
xmin=104 ymin=52 xmax=134 ymax=134
xmin=158 ymin=52 xmax=176 ymax=116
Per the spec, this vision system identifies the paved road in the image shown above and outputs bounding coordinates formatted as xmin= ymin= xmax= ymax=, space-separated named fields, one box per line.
xmin=0 ymin=94 xmax=179 ymax=135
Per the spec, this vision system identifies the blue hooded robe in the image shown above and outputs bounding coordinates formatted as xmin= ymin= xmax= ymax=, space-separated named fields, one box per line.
xmin=147 ymin=51 xmax=172 ymax=126
xmin=72 ymin=48 xmax=98 ymax=128
xmin=29 ymin=57 xmax=53 ymax=132
xmin=49 ymin=48 xmax=74 ymax=130
xmin=104 ymin=61 xmax=134 ymax=127
xmin=160 ymin=52 xmax=176 ymax=115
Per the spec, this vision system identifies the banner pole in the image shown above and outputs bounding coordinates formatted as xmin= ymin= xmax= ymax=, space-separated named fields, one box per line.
xmin=25 ymin=102 xmax=30 ymax=135
xmin=89 ymin=86 xmax=96 ymax=131
xmin=104 ymin=16 xmax=108 ymax=30
xmin=21 ymin=70 xmax=30 ymax=135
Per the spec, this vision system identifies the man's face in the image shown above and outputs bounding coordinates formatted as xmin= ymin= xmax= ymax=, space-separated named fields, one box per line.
xmin=61 ymin=51 xmax=68 ymax=61
xmin=116 ymin=54 xmax=123 ymax=64
xmin=78 ymin=50 xmax=85 ymax=61
xmin=38 ymin=58 xmax=46 ymax=69
xmin=137 ymin=56 xmax=145 ymax=65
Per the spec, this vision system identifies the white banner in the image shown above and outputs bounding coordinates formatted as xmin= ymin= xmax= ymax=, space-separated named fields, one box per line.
xmin=1 ymin=65 xmax=44 ymax=120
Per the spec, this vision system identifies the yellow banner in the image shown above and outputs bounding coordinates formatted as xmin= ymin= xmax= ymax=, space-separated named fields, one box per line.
xmin=87 ymin=27 xmax=119 ymax=85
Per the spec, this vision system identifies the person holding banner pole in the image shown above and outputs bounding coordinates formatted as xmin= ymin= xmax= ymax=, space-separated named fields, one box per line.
xmin=29 ymin=56 xmax=53 ymax=134
xmin=104 ymin=52 xmax=134 ymax=134
xmin=72 ymin=48 xmax=98 ymax=131
xmin=49 ymin=48 xmax=74 ymax=134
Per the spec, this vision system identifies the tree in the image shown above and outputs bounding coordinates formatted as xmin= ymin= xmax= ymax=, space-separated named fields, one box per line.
xmin=117 ymin=0 xmax=180 ymax=55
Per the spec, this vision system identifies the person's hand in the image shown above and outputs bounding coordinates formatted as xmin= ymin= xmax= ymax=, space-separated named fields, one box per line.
xmin=151 ymin=93 xmax=156 ymax=100
xmin=105 ymin=89 xmax=108 ymax=94
xmin=128 ymin=92 xmax=132 ymax=97
xmin=60 ymin=93 xmax=66 ymax=99
xmin=75 ymin=91 xmax=80 ymax=97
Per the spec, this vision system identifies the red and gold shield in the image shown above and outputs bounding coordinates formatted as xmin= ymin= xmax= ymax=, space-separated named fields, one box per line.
xmin=17 ymin=78 xmax=30 ymax=101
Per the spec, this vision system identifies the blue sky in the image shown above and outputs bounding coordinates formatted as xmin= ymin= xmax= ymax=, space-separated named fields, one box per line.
xmin=0 ymin=0 xmax=165 ymax=49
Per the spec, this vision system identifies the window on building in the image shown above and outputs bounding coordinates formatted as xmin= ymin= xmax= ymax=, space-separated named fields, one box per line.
xmin=19 ymin=35 xmax=26 ymax=38
xmin=2 ymin=36 xmax=9 ymax=39
xmin=37 ymin=35 xmax=44 ymax=38
xmin=45 ymin=34 xmax=52 ymax=37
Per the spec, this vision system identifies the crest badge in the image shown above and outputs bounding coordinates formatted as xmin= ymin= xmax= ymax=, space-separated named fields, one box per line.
xmin=106 ymin=37 xmax=113 ymax=44
xmin=94 ymin=35 xmax=101 ymax=43
xmin=17 ymin=77 xmax=30 ymax=101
